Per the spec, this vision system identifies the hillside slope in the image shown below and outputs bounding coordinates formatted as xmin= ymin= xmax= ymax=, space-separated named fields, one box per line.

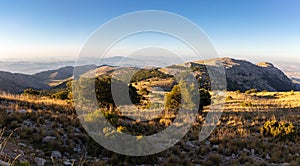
xmin=0 ymin=71 xmax=50 ymax=93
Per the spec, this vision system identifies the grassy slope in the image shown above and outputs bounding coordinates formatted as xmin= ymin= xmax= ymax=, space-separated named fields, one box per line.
xmin=0 ymin=91 xmax=299 ymax=165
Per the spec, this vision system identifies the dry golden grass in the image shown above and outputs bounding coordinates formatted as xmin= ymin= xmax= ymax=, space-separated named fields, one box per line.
xmin=224 ymin=91 xmax=300 ymax=111
xmin=0 ymin=90 xmax=299 ymax=165
xmin=0 ymin=92 xmax=69 ymax=107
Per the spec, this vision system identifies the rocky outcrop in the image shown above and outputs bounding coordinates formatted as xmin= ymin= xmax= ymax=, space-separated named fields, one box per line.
xmin=203 ymin=58 xmax=296 ymax=92
xmin=167 ymin=58 xmax=297 ymax=92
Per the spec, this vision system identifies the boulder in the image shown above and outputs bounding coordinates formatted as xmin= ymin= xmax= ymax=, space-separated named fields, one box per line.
xmin=35 ymin=157 xmax=46 ymax=166
xmin=51 ymin=151 xmax=62 ymax=158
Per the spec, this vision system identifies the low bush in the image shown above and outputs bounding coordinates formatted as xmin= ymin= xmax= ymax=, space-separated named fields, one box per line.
xmin=226 ymin=95 xmax=233 ymax=100
xmin=245 ymin=89 xmax=257 ymax=94
xmin=51 ymin=90 xmax=69 ymax=100
xmin=23 ymin=88 xmax=40 ymax=96
xmin=240 ymin=101 xmax=253 ymax=107
xmin=260 ymin=120 xmax=297 ymax=140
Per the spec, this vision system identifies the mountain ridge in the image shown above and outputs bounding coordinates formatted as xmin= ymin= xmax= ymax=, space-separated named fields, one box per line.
xmin=0 ymin=57 xmax=298 ymax=93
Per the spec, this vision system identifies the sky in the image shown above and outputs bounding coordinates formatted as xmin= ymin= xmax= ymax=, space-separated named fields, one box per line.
xmin=0 ymin=0 xmax=300 ymax=63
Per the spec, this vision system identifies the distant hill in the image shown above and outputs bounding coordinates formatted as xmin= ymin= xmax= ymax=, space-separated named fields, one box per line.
xmin=34 ymin=65 xmax=97 ymax=82
xmin=0 ymin=57 xmax=298 ymax=93
xmin=0 ymin=71 xmax=50 ymax=93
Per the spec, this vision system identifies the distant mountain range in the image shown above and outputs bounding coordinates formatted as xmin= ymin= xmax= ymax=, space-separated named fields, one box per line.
xmin=0 ymin=56 xmax=185 ymax=74
xmin=0 ymin=57 xmax=298 ymax=93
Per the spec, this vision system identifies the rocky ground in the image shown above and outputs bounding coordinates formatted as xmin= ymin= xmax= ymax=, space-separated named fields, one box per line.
xmin=0 ymin=91 xmax=299 ymax=165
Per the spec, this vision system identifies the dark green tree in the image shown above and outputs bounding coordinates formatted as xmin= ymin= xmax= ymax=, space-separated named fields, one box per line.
xmin=165 ymin=83 xmax=211 ymax=113
xmin=199 ymin=88 xmax=211 ymax=110
xmin=23 ymin=88 xmax=40 ymax=96
xmin=95 ymin=76 xmax=141 ymax=106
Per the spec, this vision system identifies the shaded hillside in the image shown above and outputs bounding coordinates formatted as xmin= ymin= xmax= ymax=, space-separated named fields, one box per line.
xmin=34 ymin=65 xmax=97 ymax=82
xmin=0 ymin=71 xmax=50 ymax=93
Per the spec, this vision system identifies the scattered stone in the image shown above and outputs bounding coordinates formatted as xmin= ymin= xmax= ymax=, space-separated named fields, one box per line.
xmin=74 ymin=128 xmax=81 ymax=133
xmin=212 ymin=145 xmax=219 ymax=149
xmin=205 ymin=141 xmax=211 ymax=145
xmin=23 ymin=120 xmax=35 ymax=127
xmin=186 ymin=141 xmax=196 ymax=148
xmin=73 ymin=145 xmax=81 ymax=152
xmin=0 ymin=160 xmax=9 ymax=166
xmin=42 ymin=136 xmax=56 ymax=143
xmin=266 ymin=154 xmax=270 ymax=160
xmin=51 ymin=151 xmax=62 ymax=158
xmin=64 ymin=151 xmax=70 ymax=157
xmin=102 ymin=157 xmax=109 ymax=161
xmin=18 ymin=109 xmax=27 ymax=114
xmin=243 ymin=148 xmax=250 ymax=153
xmin=231 ymin=153 xmax=236 ymax=158
xmin=5 ymin=110 xmax=13 ymax=114
xmin=251 ymin=149 xmax=255 ymax=155
xmin=63 ymin=161 xmax=72 ymax=166
xmin=35 ymin=149 xmax=45 ymax=156
xmin=18 ymin=149 xmax=25 ymax=155
xmin=18 ymin=143 xmax=27 ymax=147
xmin=70 ymin=159 xmax=76 ymax=162
xmin=35 ymin=157 xmax=46 ymax=166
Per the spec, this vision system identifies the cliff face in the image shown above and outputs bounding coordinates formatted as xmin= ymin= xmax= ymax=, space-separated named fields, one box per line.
xmin=203 ymin=58 xmax=295 ymax=92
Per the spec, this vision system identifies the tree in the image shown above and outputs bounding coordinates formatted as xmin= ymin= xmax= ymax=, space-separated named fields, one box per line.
xmin=23 ymin=88 xmax=40 ymax=96
xmin=95 ymin=76 xmax=141 ymax=106
xmin=199 ymin=88 xmax=211 ymax=110
xmin=51 ymin=90 xmax=69 ymax=100
xmin=165 ymin=84 xmax=182 ymax=110
xmin=165 ymin=83 xmax=211 ymax=113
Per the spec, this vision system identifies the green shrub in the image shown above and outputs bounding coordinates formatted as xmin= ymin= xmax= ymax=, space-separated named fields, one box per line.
xmin=165 ymin=82 xmax=211 ymax=113
xmin=240 ymin=101 xmax=253 ymax=107
xmin=260 ymin=120 xmax=297 ymax=140
xmin=245 ymin=89 xmax=257 ymax=94
xmin=23 ymin=88 xmax=40 ymax=96
xmin=139 ymin=88 xmax=149 ymax=96
xmin=51 ymin=90 xmax=69 ymax=100
xmin=199 ymin=88 xmax=211 ymax=110
xmin=165 ymin=84 xmax=182 ymax=110
xmin=226 ymin=95 xmax=233 ymax=100
xmin=290 ymin=90 xmax=295 ymax=95
xmin=95 ymin=76 xmax=141 ymax=106
xmin=130 ymin=69 xmax=169 ymax=82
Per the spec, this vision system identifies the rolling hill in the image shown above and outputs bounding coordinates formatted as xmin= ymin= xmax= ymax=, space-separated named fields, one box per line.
xmin=0 ymin=57 xmax=298 ymax=93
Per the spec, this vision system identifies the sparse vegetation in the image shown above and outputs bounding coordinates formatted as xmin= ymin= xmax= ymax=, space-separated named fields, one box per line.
xmin=1 ymin=86 xmax=300 ymax=165
xmin=261 ymin=120 xmax=297 ymax=140
xmin=23 ymin=88 xmax=40 ymax=96
xmin=130 ymin=69 xmax=170 ymax=82
xmin=165 ymin=82 xmax=211 ymax=113
xmin=245 ymin=88 xmax=258 ymax=94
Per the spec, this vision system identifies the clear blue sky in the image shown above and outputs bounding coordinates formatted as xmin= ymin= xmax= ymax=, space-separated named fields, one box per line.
xmin=0 ymin=0 xmax=300 ymax=62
